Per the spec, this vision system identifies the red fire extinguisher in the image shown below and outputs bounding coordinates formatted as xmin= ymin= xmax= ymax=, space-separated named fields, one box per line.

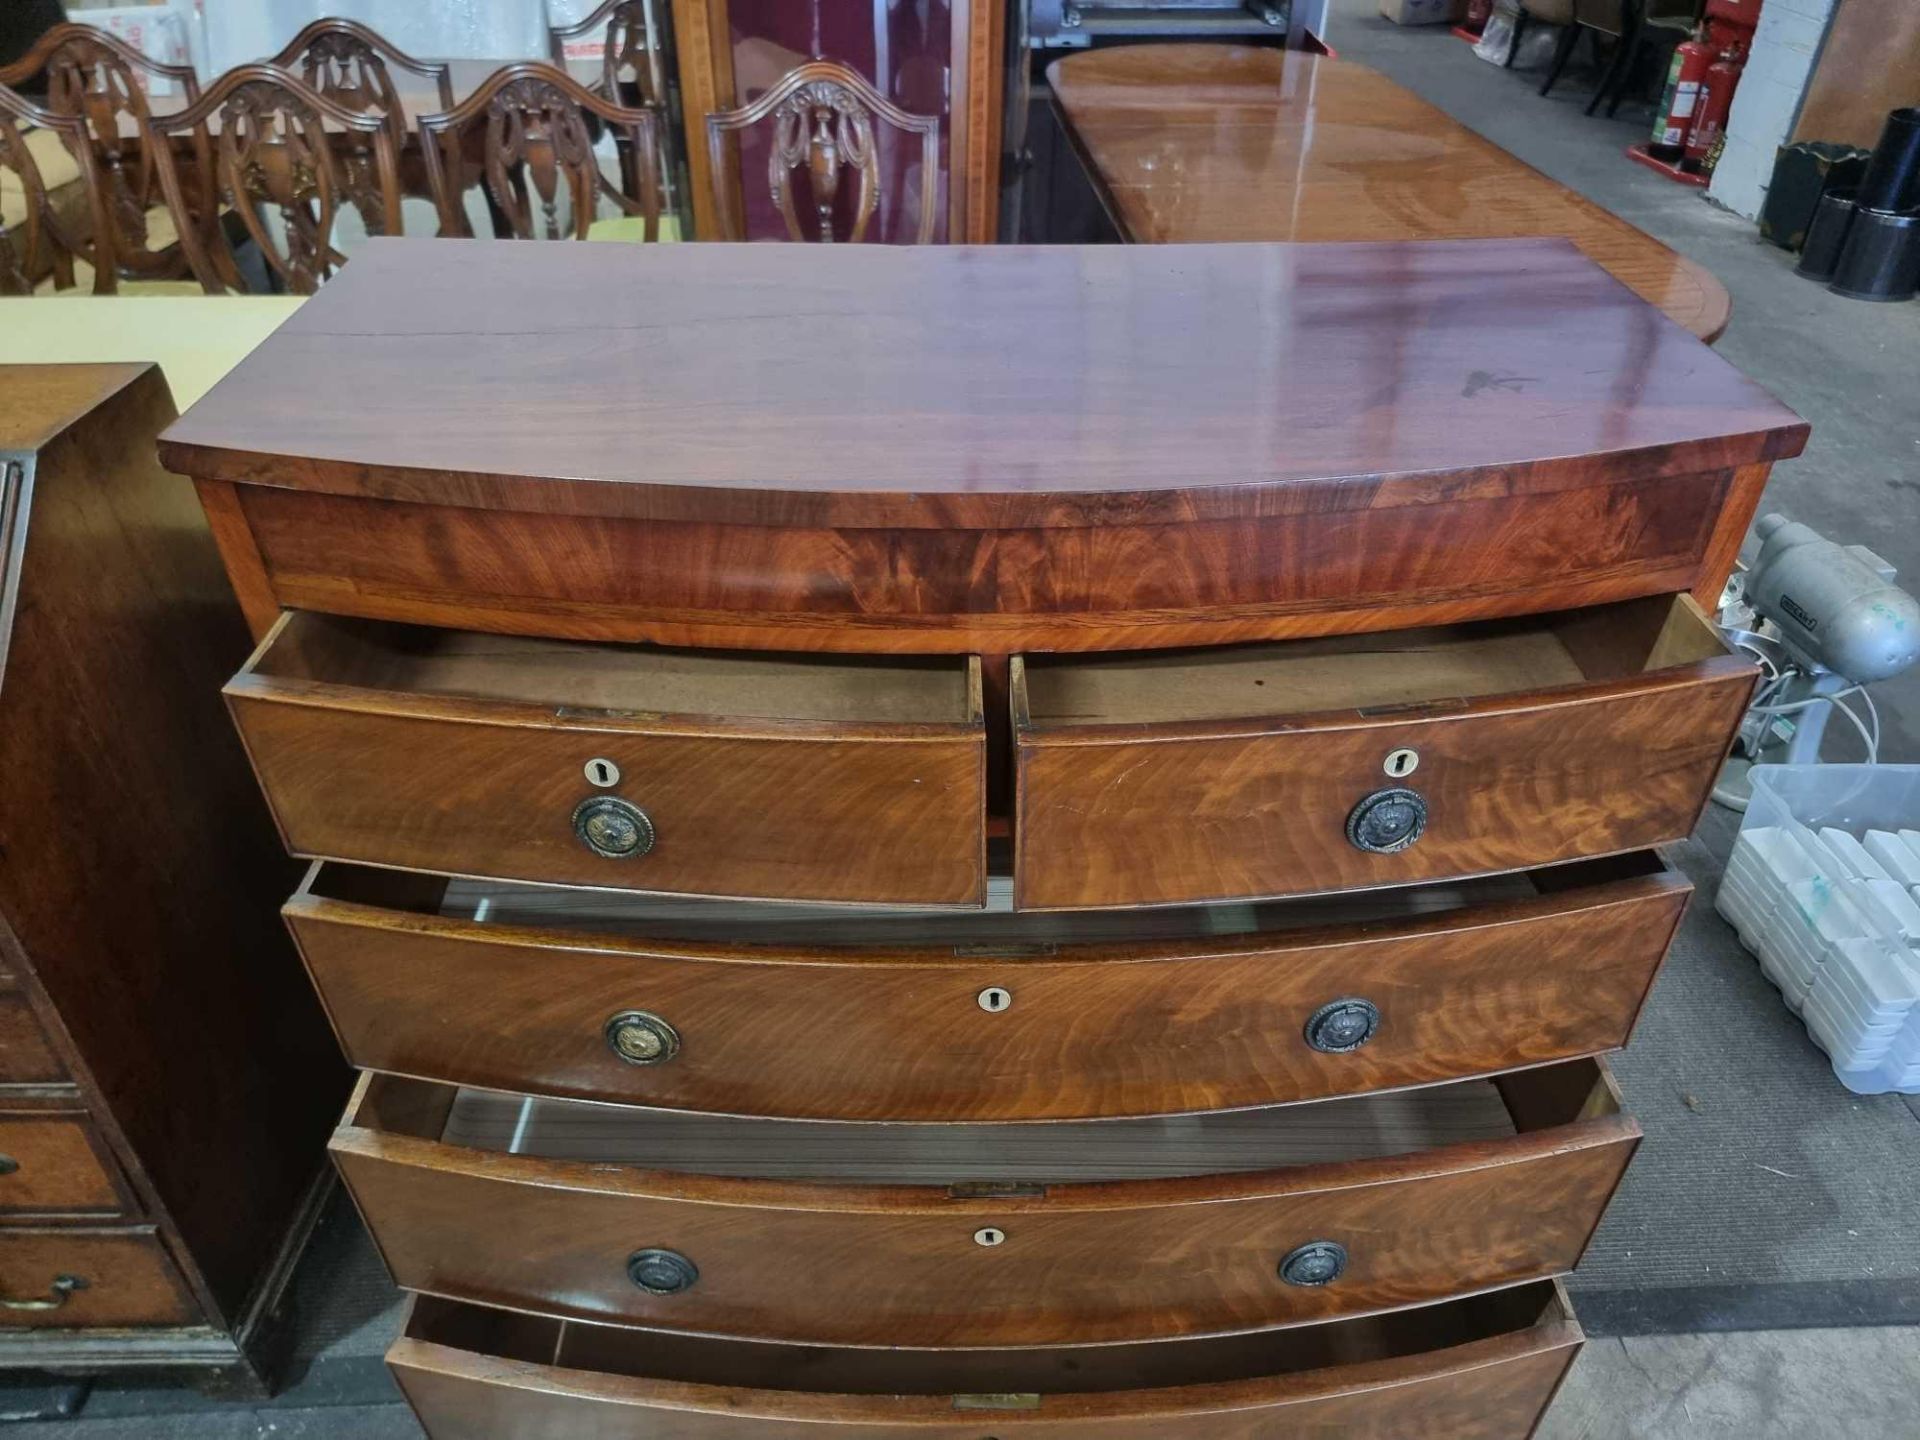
xmin=1683 ymin=45 xmax=1745 ymax=174
xmin=1650 ymin=32 xmax=1713 ymax=160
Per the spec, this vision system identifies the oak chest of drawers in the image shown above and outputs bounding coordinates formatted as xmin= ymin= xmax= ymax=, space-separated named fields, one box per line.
xmin=161 ymin=237 xmax=1806 ymax=1438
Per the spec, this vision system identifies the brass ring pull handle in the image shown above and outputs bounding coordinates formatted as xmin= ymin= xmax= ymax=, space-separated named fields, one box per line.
xmin=0 ymin=1274 xmax=88 ymax=1311
xmin=605 ymin=1011 xmax=680 ymax=1066
xmin=1345 ymin=787 xmax=1427 ymax=854
xmin=572 ymin=795 xmax=655 ymax=860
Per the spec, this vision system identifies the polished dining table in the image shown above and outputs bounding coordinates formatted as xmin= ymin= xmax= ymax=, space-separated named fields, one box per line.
xmin=1049 ymin=43 xmax=1730 ymax=344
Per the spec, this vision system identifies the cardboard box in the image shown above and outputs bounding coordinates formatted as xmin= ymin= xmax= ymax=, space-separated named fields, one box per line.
xmin=1379 ymin=0 xmax=1464 ymax=23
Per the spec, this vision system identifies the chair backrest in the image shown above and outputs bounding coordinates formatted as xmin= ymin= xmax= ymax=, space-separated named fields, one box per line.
xmin=147 ymin=63 xmax=402 ymax=294
xmin=548 ymin=0 xmax=664 ymax=108
xmin=0 ymin=23 xmax=204 ymax=277
xmin=417 ymin=62 xmax=660 ymax=242
xmin=270 ymin=17 xmax=454 ymax=149
xmin=0 ymin=84 xmax=110 ymax=294
xmin=705 ymin=60 xmax=939 ymax=244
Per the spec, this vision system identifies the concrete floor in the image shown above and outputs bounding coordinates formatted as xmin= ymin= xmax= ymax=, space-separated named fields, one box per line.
xmin=1327 ymin=5 xmax=1920 ymax=1437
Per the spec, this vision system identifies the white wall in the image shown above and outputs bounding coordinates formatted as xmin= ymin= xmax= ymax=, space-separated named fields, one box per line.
xmin=1708 ymin=0 xmax=1838 ymax=220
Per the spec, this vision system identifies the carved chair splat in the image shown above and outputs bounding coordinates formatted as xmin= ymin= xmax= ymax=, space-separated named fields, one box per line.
xmin=146 ymin=64 xmax=402 ymax=295
xmin=705 ymin=60 xmax=940 ymax=244
xmin=418 ymin=62 xmax=660 ymax=243
xmin=0 ymin=22 xmax=211 ymax=282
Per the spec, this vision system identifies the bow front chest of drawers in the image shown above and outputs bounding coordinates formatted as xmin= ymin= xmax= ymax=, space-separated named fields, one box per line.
xmin=159 ymin=237 xmax=1807 ymax=1438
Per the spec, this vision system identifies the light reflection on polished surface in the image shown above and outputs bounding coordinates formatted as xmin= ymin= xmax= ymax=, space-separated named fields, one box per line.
xmin=1050 ymin=44 xmax=1731 ymax=343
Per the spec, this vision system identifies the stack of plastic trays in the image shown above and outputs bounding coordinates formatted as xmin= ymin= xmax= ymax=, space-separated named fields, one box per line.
xmin=1718 ymin=771 xmax=1920 ymax=1094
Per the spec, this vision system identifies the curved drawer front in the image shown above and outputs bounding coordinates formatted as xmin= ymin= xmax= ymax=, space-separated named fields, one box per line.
xmin=1015 ymin=595 xmax=1754 ymax=909
xmin=227 ymin=613 xmax=986 ymax=907
xmin=391 ymin=1284 xmax=1582 ymax=1438
xmin=291 ymin=857 xmax=1686 ymax=1120
xmin=334 ymin=1063 xmax=1636 ymax=1347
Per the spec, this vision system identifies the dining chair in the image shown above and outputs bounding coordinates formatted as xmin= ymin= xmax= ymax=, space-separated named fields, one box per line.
xmin=705 ymin=60 xmax=940 ymax=244
xmin=547 ymin=1 xmax=681 ymax=231
xmin=1592 ymin=0 xmax=1704 ymax=118
xmin=270 ymin=17 xmax=455 ymax=152
xmin=146 ymin=64 xmax=402 ymax=294
xmin=0 ymin=22 xmax=209 ymax=284
xmin=417 ymin=62 xmax=661 ymax=242
xmin=0 ymin=86 xmax=107 ymax=294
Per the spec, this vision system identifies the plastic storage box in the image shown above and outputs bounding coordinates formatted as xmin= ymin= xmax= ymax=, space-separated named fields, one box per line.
xmin=1718 ymin=765 xmax=1920 ymax=1094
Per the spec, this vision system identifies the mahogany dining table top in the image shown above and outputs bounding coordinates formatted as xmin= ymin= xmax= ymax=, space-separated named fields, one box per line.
xmin=159 ymin=236 xmax=1800 ymax=534
xmin=1048 ymin=45 xmax=1733 ymax=344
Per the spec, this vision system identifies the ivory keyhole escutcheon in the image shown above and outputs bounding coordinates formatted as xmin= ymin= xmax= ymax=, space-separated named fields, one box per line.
xmin=974 ymin=1227 xmax=1006 ymax=1247
xmin=1384 ymin=747 xmax=1419 ymax=778
xmin=977 ymin=986 xmax=1012 ymax=1013
xmin=584 ymin=757 xmax=621 ymax=787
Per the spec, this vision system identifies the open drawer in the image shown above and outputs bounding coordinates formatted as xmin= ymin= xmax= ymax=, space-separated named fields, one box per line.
xmin=226 ymin=613 xmax=987 ymax=906
xmin=1014 ymin=593 xmax=1755 ymax=908
xmin=332 ymin=1060 xmax=1635 ymax=1348
xmin=291 ymin=853 xmax=1686 ymax=1121
xmin=390 ymin=1282 xmax=1583 ymax=1438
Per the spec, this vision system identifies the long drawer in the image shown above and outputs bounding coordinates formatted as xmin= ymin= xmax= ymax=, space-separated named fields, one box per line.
xmin=333 ymin=1061 xmax=1635 ymax=1347
xmin=0 ymin=981 xmax=65 ymax=1089
xmin=291 ymin=854 xmax=1686 ymax=1120
xmin=0 ymin=1114 xmax=130 ymax=1217
xmin=1014 ymin=594 xmax=1754 ymax=908
xmin=0 ymin=1228 xmax=196 ymax=1327
xmin=391 ymin=1283 xmax=1582 ymax=1438
xmin=226 ymin=613 xmax=987 ymax=907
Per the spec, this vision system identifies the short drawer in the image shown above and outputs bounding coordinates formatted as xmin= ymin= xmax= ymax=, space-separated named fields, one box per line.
xmin=1014 ymin=594 xmax=1754 ymax=908
xmin=334 ymin=1060 xmax=1636 ymax=1347
xmin=391 ymin=1283 xmax=1582 ymax=1439
xmin=0 ymin=985 xmax=65 ymax=1088
xmin=0 ymin=1228 xmax=196 ymax=1328
xmin=0 ymin=1115 xmax=129 ymax=1217
xmin=291 ymin=853 xmax=1686 ymax=1121
xmin=226 ymin=613 xmax=986 ymax=906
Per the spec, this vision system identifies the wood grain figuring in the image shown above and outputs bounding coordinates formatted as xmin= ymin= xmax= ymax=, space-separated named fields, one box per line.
xmin=288 ymin=856 xmax=1686 ymax=1120
xmin=1049 ymin=45 xmax=1733 ymax=343
xmin=157 ymin=239 xmax=1805 ymax=529
xmin=0 ymin=364 xmax=346 ymax=1365
xmin=390 ymin=1285 xmax=1580 ymax=1437
xmin=228 ymin=463 xmax=1755 ymax=654
xmin=0 ymin=1230 xmax=196 ymax=1327
xmin=1015 ymin=598 xmax=1755 ymax=908
xmin=227 ymin=613 xmax=986 ymax=904
xmin=0 ymin=1116 xmax=127 ymax=1215
xmin=332 ymin=1062 xmax=1636 ymax=1346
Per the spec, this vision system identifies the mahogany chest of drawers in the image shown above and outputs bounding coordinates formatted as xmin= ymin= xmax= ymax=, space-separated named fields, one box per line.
xmin=0 ymin=364 xmax=347 ymax=1390
xmin=160 ymin=237 xmax=1806 ymax=1437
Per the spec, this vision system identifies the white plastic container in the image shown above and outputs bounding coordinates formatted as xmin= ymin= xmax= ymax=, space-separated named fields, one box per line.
xmin=1718 ymin=765 xmax=1920 ymax=1094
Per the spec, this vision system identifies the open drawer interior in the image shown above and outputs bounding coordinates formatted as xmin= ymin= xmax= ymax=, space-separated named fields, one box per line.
xmin=348 ymin=1058 xmax=1623 ymax=1182
xmin=402 ymin=1279 xmax=1576 ymax=1394
xmin=238 ymin=611 xmax=981 ymax=726
xmin=1017 ymin=593 xmax=1734 ymax=728
xmin=304 ymin=848 xmax=1674 ymax=950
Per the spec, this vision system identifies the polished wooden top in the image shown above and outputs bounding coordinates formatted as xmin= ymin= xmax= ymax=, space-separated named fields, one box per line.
xmin=159 ymin=237 xmax=1801 ymax=532
xmin=1049 ymin=45 xmax=1733 ymax=344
